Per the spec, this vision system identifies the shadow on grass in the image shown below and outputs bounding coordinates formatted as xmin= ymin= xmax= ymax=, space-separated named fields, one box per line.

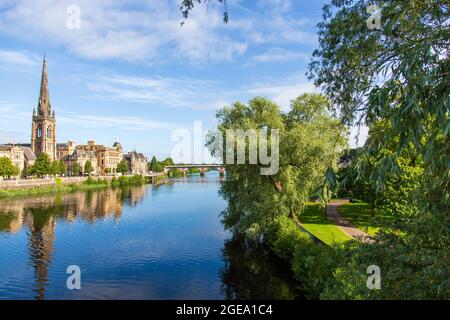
xmin=299 ymin=203 xmax=333 ymax=225
xmin=338 ymin=203 xmax=394 ymax=236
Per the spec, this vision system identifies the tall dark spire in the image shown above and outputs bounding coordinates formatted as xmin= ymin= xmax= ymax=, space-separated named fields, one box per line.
xmin=37 ymin=56 xmax=51 ymax=116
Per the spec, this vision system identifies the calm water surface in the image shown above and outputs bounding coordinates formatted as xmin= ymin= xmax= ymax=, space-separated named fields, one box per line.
xmin=0 ymin=172 xmax=300 ymax=300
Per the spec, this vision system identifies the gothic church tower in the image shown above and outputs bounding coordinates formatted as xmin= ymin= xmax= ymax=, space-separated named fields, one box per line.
xmin=31 ymin=57 xmax=56 ymax=161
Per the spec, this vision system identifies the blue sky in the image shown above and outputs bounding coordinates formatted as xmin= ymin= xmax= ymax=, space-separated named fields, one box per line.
xmin=0 ymin=0 xmax=367 ymax=161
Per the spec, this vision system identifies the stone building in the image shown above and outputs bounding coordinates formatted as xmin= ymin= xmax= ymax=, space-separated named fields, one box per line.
xmin=0 ymin=145 xmax=25 ymax=176
xmin=61 ymin=140 xmax=123 ymax=176
xmin=1 ymin=57 xmax=148 ymax=178
xmin=124 ymin=151 xmax=148 ymax=175
xmin=56 ymin=141 xmax=77 ymax=160
xmin=31 ymin=57 xmax=57 ymax=161
xmin=20 ymin=146 xmax=37 ymax=173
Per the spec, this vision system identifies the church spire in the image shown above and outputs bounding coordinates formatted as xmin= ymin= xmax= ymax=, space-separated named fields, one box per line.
xmin=37 ymin=56 xmax=51 ymax=116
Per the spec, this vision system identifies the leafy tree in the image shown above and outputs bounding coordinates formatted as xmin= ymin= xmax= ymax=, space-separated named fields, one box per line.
xmin=50 ymin=160 xmax=66 ymax=176
xmin=29 ymin=153 xmax=51 ymax=177
xmin=161 ymin=157 xmax=174 ymax=167
xmin=117 ymin=160 xmax=129 ymax=175
xmin=0 ymin=157 xmax=20 ymax=178
xmin=308 ymin=0 xmax=449 ymax=299
xmin=168 ymin=168 xmax=184 ymax=178
xmin=149 ymin=156 xmax=160 ymax=171
xmin=180 ymin=0 xmax=228 ymax=23
xmin=84 ymin=160 xmax=94 ymax=176
xmin=209 ymin=94 xmax=346 ymax=234
xmin=188 ymin=167 xmax=200 ymax=174
xmin=71 ymin=162 xmax=80 ymax=177
xmin=60 ymin=161 xmax=67 ymax=176
xmin=148 ymin=156 xmax=165 ymax=172
xmin=104 ymin=167 xmax=111 ymax=175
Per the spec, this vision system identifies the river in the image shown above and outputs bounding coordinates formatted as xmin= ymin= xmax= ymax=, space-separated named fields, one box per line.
xmin=0 ymin=172 xmax=301 ymax=300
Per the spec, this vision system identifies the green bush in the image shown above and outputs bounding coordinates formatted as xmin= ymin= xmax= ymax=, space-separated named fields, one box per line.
xmin=266 ymin=215 xmax=344 ymax=299
xmin=292 ymin=243 xmax=342 ymax=299
xmin=84 ymin=177 xmax=95 ymax=185
xmin=55 ymin=177 xmax=62 ymax=186
xmin=270 ymin=215 xmax=310 ymax=261
xmin=168 ymin=169 xmax=184 ymax=178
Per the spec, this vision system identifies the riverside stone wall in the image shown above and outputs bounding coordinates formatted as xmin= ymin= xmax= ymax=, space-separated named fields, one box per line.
xmin=0 ymin=176 xmax=115 ymax=190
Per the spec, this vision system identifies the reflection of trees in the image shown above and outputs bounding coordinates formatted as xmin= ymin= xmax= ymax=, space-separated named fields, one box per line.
xmin=0 ymin=185 xmax=148 ymax=299
xmin=27 ymin=207 xmax=56 ymax=300
xmin=220 ymin=234 xmax=303 ymax=300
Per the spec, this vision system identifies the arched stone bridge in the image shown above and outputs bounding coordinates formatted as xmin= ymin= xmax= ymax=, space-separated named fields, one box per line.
xmin=163 ymin=164 xmax=225 ymax=175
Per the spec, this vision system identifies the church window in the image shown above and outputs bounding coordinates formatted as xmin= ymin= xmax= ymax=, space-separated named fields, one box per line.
xmin=37 ymin=127 xmax=42 ymax=138
xmin=47 ymin=126 xmax=51 ymax=138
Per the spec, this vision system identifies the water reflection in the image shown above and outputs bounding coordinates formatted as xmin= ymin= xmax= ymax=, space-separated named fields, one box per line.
xmin=220 ymin=234 xmax=302 ymax=300
xmin=0 ymin=175 xmax=300 ymax=300
xmin=0 ymin=186 xmax=147 ymax=300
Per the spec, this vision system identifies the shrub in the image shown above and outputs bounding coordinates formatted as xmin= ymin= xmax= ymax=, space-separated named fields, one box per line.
xmin=111 ymin=177 xmax=118 ymax=187
xmin=270 ymin=215 xmax=310 ymax=261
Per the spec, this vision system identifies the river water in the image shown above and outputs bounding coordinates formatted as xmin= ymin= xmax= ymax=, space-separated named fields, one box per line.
xmin=0 ymin=172 xmax=300 ymax=300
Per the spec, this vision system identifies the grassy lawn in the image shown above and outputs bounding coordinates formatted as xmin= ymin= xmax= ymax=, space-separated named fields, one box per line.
xmin=337 ymin=202 xmax=394 ymax=237
xmin=298 ymin=202 xmax=352 ymax=245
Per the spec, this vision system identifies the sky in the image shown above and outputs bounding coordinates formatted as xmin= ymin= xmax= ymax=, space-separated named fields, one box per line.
xmin=0 ymin=0 xmax=368 ymax=162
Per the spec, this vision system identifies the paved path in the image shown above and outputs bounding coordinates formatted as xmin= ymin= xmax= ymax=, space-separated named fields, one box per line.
xmin=326 ymin=199 xmax=374 ymax=243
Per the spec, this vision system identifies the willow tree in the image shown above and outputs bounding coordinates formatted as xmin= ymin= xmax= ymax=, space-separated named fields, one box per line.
xmin=308 ymin=0 xmax=449 ymax=299
xmin=209 ymin=94 xmax=346 ymax=235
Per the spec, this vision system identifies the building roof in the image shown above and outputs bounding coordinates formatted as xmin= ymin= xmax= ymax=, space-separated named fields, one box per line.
xmin=126 ymin=151 xmax=147 ymax=161
xmin=21 ymin=147 xmax=37 ymax=161
xmin=37 ymin=58 xmax=52 ymax=117
xmin=138 ymin=153 xmax=146 ymax=161
xmin=0 ymin=144 xmax=9 ymax=151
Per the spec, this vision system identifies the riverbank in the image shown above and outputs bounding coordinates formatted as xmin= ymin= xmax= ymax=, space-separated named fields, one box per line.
xmin=266 ymin=215 xmax=340 ymax=299
xmin=0 ymin=182 xmax=109 ymax=199
xmin=0 ymin=174 xmax=167 ymax=199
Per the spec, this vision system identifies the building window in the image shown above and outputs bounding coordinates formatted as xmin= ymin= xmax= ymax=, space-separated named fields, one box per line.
xmin=47 ymin=126 xmax=51 ymax=138
xmin=37 ymin=127 xmax=42 ymax=138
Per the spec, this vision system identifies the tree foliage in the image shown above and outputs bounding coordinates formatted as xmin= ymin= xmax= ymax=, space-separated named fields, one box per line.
xmin=28 ymin=153 xmax=51 ymax=177
xmin=117 ymin=160 xmax=129 ymax=175
xmin=84 ymin=160 xmax=94 ymax=176
xmin=210 ymin=94 xmax=347 ymax=235
xmin=308 ymin=0 xmax=449 ymax=299
xmin=179 ymin=0 xmax=228 ymax=23
xmin=149 ymin=156 xmax=165 ymax=172
xmin=71 ymin=162 xmax=80 ymax=176
xmin=0 ymin=157 xmax=20 ymax=178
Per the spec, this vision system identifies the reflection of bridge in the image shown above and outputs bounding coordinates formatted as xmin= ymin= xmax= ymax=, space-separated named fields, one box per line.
xmin=164 ymin=164 xmax=225 ymax=175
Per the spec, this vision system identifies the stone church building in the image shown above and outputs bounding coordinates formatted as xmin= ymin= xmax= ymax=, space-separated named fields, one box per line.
xmin=1 ymin=57 xmax=148 ymax=177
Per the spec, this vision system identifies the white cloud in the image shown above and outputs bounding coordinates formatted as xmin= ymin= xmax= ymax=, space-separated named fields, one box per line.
xmin=0 ymin=50 xmax=41 ymax=74
xmin=246 ymin=77 xmax=317 ymax=109
xmin=85 ymin=72 xmax=230 ymax=110
xmin=257 ymin=0 xmax=293 ymax=13
xmin=0 ymin=50 xmax=40 ymax=66
xmin=0 ymin=0 xmax=247 ymax=63
xmin=248 ymin=47 xmax=309 ymax=64
xmin=0 ymin=102 xmax=32 ymax=143
xmin=0 ymin=0 xmax=318 ymax=63
xmin=58 ymin=113 xmax=182 ymax=131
